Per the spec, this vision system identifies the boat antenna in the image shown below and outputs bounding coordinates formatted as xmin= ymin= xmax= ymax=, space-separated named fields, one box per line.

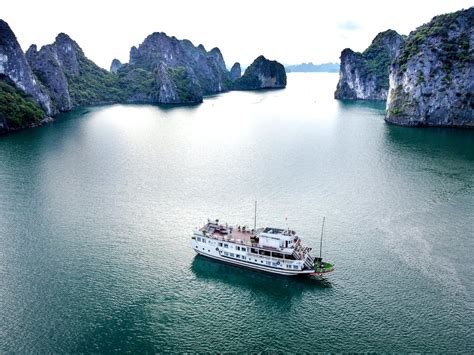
xmin=254 ymin=200 xmax=257 ymax=231
xmin=320 ymin=216 xmax=325 ymax=259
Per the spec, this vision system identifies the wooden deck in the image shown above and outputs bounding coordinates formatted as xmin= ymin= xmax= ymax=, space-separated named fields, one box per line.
xmin=211 ymin=229 xmax=253 ymax=243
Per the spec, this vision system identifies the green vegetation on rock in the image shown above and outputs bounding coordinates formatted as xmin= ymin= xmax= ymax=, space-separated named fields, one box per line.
xmin=386 ymin=7 xmax=473 ymax=127
xmin=0 ymin=76 xmax=45 ymax=129
xmin=362 ymin=30 xmax=402 ymax=89
xmin=335 ymin=30 xmax=404 ymax=100
xmin=66 ymin=56 xmax=124 ymax=106
xmin=396 ymin=9 xmax=472 ymax=69
xmin=167 ymin=66 xmax=200 ymax=102
xmin=233 ymin=55 xmax=286 ymax=90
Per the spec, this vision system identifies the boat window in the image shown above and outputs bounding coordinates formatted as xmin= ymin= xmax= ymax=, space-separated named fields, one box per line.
xmin=293 ymin=265 xmax=299 ymax=269
xmin=230 ymin=253 xmax=234 ymax=257
xmin=224 ymin=244 xmax=228 ymax=248
xmin=272 ymin=252 xmax=283 ymax=259
xmin=197 ymin=237 xmax=201 ymax=242
xmin=284 ymin=254 xmax=295 ymax=260
xmin=202 ymin=239 xmax=206 ymax=243
xmin=218 ymin=242 xmax=222 ymax=247
xmin=259 ymin=250 xmax=271 ymax=257
xmin=250 ymin=248 xmax=258 ymax=254
xmin=242 ymin=256 xmax=246 ymax=260
xmin=236 ymin=254 xmax=240 ymax=258
xmin=224 ymin=252 xmax=228 ymax=256
xmin=236 ymin=246 xmax=240 ymax=251
xmin=241 ymin=247 xmax=246 ymax=252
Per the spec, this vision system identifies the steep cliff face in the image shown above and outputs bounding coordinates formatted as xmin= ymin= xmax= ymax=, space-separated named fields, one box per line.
xmin=124 ymin=32 xmax=230 ymax=102
xmin=26 ymin=44 xmax=72 ymax=113
xmin=335 ymin=30 xmax=404 ymax=100
xmin=230 ymin=62 xmax=241 ymax=81
xmin=28 ymin=33 xmax=123 ymax=109
xmin=110 ymin=59 xmax=122 ymax=73
xmin=386 ymin=8 xmax=473 ymax=127
xmin=0 ymin=20 xmax=52 ymax=115
xmin=1 ymin=20 xmax=289 ymax=134
xmin=233 ymin=55 xmax=286 ymax=90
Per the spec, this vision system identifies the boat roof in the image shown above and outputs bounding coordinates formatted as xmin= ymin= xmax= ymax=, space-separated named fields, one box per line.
xmin=257 ymin=227 xmax=296 ymax=240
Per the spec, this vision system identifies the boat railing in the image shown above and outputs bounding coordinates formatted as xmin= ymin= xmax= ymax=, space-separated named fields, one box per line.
xmin=197 ymin=229 xmax=314 ymax=254
xmin=199 ymin=231 xmax=259 ymax=248
xmin=196 ymin=232 xmax=307 ymax=265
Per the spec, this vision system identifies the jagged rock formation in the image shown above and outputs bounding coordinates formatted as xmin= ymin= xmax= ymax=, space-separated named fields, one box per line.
xmin=120 ymin=32 xmax=231 ymax=103
xmin=0 ymin=20 xmax=52 ymax=115
xmin=386 ymin=8 xmax=474 ymax=127
xmin=335 ymin=30 xmax=404 ymax=100
xmin=26 ymin=44 xmax=72 ymax=113
xmin=110 ymin=59 xmax=122 ymax=73
xmin=233 ymin=55 xmax=286 ymax=90
xmin=230 ymin=62 xmax=241 ymax=81
xmin=27 ymin=33 xmax=123 ymax=111
xmin=0 ymin=20 xmax=287 ymax=134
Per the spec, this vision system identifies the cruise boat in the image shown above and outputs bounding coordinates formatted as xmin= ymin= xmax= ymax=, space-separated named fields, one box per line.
xmin=191 ymin=218 xmax=334 ymax=277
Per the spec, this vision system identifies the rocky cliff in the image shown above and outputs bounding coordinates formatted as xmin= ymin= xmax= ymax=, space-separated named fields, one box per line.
xmin=120 ymin=32 xmax=231 ymax=103
xmin=386 ymin=8 xmax=473 ymax=127
xmin=233 ymin=55 xmax=286 ymax=90
xmin=26 ymin=44 xmax=72 ymax=113
xmin=110 ymin=59 xmax=122 ymax=73
xmin=1 ymin=20 xmax=288 ymax=134
xmin=230 ymin=62 xmax=241 ymax=81
xmin=335 ymin=30 xmax=404 ymax=100
xmin=27 ymin=33 xmax=123 ymax=111
xmin=0 ymin=20 xmax=52 ymax=116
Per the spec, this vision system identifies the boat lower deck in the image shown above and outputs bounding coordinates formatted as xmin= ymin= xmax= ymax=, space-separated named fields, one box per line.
xmin=195 ymin=249 xmax=313 ymax=276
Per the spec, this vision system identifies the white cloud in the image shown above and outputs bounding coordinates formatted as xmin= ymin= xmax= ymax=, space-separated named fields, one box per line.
xmin=2 ymin=0 xmax=472 ymax=69
xmin=338 ymin=21 xmax=361 ymax=31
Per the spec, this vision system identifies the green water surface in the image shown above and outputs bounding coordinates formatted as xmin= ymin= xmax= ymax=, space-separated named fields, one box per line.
xmin=1 ymin=73 xmax=473 ymax=352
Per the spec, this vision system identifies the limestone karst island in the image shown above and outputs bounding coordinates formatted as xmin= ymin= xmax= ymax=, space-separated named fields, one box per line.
xmin=335 ymin=7 xmax=473 ymax=127
xmin=1 ymin=2 xmax=473 ymax=354
xmin=2 ymin=7 xmax=472 ymax=133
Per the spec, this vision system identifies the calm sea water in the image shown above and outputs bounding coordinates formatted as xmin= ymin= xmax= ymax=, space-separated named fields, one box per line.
xmin=1 ymin=73 xmax=473 ymax=352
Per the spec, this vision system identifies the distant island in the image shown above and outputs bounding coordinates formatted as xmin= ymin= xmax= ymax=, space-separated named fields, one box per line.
xmin=335 ymin=7 xmax=473 ymax=128
xmin=0 ymin=21 xmax=286 ymax=134
xmin=285 ymin=62 xmax=339 ymax=73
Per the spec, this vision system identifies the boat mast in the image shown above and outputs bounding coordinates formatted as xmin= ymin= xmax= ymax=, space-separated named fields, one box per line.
xmin=320 ymin=216 xmax=325 ymax=259
xmin=254 ymin=200 xmax=257 ymax=231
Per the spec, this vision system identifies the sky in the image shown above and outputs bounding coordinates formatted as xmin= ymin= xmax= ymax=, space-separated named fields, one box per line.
xmin=2 ymin=0 xmax=472 ymax=70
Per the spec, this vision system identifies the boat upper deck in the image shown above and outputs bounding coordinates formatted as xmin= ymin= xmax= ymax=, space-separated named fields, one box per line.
xmin=201 ymin=222 xmax=254 ymax=243
xmin=198 ymin=221 xmax=312 ymax=255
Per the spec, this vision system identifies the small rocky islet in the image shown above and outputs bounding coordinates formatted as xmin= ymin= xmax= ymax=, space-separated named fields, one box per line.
xmin=335 ymin=7 xmax=473 ymax=127
xmin=0 ymin=22 xmax=286 ymax=134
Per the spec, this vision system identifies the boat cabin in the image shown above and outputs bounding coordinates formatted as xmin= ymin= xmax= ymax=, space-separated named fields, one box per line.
xmin=256 ymin=227 xmax=299 ymax=250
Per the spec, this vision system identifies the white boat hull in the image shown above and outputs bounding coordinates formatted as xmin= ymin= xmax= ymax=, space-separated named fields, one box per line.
xmin=191 ymin=237 xmax=314 ymax=276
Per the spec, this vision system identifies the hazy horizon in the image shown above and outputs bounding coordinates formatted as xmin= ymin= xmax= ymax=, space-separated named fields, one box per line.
xmin=2 ymin=0 xmax=472 ymax=70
